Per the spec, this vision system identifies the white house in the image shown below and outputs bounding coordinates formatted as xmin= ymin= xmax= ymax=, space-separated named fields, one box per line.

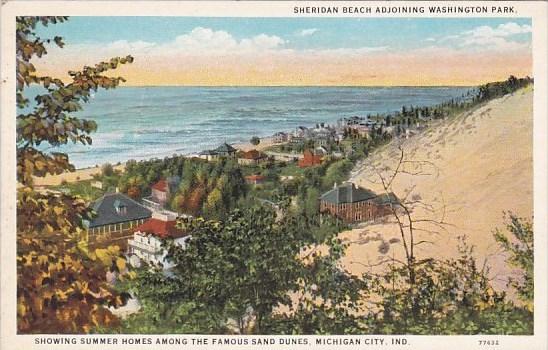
xmin=127 ymin=211 xmax=190 ymax=270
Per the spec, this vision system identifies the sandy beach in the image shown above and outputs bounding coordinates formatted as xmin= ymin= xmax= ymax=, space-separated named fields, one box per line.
xmin=233 ymin=136 xmax=278 ymax=152
xmin=337 ymin=87 xmax=533 ymax=292
xmin=32 ymin=163 xmax=126 ymax=187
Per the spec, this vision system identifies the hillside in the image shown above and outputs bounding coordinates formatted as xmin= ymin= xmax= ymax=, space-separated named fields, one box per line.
xmin=340 ymin=87 xmax=533 ymax=291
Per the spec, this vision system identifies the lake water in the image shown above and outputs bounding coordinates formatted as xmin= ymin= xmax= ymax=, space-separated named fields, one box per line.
xmin=28 ymin=86 xmax=471 ymax=168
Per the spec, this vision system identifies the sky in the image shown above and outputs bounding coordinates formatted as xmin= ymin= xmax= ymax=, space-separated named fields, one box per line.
xmin=33 ymin=17 xmax=533 ymax=86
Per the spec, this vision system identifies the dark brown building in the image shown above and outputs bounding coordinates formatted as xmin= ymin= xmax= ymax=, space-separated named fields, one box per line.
xmin=319 ymin=182 xmax=397 ymax=224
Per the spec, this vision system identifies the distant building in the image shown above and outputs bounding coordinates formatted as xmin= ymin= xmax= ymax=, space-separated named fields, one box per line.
xmin=144 ymin=176 xmax=180 ymax=210
xmin=151 ymin=179 xmax=169 ymax=206
xmin=273 ymin=132 xmax=289 ymax=143
xmin=289 ymin=136 xmax=305 ymax=145
xmin=265 ymin=151 xmax=301 ymax=163
xmin=294 ymin=126 xmax=310 ymax=138
xmin=319 ymin=182 xmax=397 ymax=224
xmin=298 ymin=149 xmax=323 ymax=168
xmin=245 ymin=174 xmax=266 ymax=185
xmin=199 ymin=143 xmax=237 ymax=161
xmin=349 ymin=125 xmax=370 ymax=138
xmin=314 ymin=146 xmax=329 ymax=157
xmin=91 ymin=181 xmax=103 ymax=189
xmin=314 ymin=134 xmax=333 ymax=147
xmin=198 ymin=149 xmax=218 ymax=161
xmin=338 ymin=116 xmax=365 ymax=126
xmin=86 ymin=192 xmax=152 ymax=236
xmin=238 ymin=149 xmax=267 ymax=166
xmin=214 ymin=143 xmax=237 ymax=158
xmin=127 ymin=211 xmax=190 ymax=269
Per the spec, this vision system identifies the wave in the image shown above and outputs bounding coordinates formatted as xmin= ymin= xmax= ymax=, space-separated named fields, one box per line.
xmin=53 ymin=86 xmax=472 ymax=168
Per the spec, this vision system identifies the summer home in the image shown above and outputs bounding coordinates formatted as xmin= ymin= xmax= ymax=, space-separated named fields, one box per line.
xmin=127 ymin=211 xmax=190 ymax=269
xmin=238 ymin=149 xmax=267 ymax=165
xmin=86 ymin=192 xmax=152 ymax=238
xmin=319 ymin=182 xmax=397 ymax=224
xmin=298 ymin=149 xmax=323 ymax=168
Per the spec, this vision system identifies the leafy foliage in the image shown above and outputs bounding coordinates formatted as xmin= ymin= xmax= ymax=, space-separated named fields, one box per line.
xmin=116 ymin=156 xmax=246 ymax=219
xmin=250 ymin=136 xmax=260 ymax=146
xmin=16 ymin=16 xmax=133 ymax=333
xmin=17 ymin=16 xmax=133 ymax=185
xmin=494 ymin=213 xmax=534 ymax=309
xmin=361 ymin=237 xmax=532 ymax=334
xmin=124 ymin=194 xmax=347 ymax=332
xmin=476 ymin=76 xmax=533 ymax=102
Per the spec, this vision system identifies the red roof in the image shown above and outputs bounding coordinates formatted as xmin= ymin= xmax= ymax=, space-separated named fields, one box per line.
xmin=241 ymin=149 xmax=265 ymax=160
xmin=133 ymin=218 xmax=187 ymax=239
xmin=245 ymin=175 xmax=266 ymax=183
xmin=151 ymin=179 xmax=168 ymax=192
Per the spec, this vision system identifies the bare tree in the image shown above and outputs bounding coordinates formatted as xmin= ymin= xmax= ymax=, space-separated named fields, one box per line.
xmin=355 ymin=143 xmax=454 ymax=293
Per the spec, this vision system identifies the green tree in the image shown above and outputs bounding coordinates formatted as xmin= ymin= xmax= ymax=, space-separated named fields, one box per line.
xmin=250 ymin=136 xmax=261 ymax=146
xmin=494 ymin=213 xmax=534 ymax=309
xmin=303 ymin=187 xmax=320 ymax=219
xmin=101 ymin=162 xmax=114 ymax=177
xmin=128 ymin=207 xmax=306 ymax=334
xmin=16 ymin=16 xmax=133 ymax=333
xmin=202 ymin=187 xmax=224 ymax=219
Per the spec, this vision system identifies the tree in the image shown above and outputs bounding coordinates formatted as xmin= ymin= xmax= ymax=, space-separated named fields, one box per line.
xmin=125 ymin=176 xmax=144 ymax=199
xmin=250 ymin=136 xmax=261 ymax=146
xmin=494 ymin=213 xmax=534 ymax=309
xmin=101 ymin=162 xmax=114 ymax=177
xmin=303 ymin=187 xmax=320 ymax=219
xmin=202 ymin=187 xmax=224 ymax=219
xmin=16 ymin=16 xmax=133 ymax=333
xmin=128 ymin=207 xmax=305 ymax=334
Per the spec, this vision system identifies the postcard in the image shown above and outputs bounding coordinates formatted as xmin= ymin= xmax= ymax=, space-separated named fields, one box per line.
xmin=1 ymin=1 xmax=547 ymax=349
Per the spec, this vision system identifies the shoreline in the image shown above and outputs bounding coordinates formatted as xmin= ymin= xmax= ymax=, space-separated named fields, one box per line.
xmin=32 ymin=135 xmax=279 ymax=187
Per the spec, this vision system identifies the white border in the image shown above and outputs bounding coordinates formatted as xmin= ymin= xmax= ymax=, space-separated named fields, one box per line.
xmin=1 ymin=2 xmax=547 ymax=349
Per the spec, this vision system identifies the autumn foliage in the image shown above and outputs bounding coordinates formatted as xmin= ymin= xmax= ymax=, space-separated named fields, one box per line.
xmin=16 ymin=16 xmax=133 ymax=333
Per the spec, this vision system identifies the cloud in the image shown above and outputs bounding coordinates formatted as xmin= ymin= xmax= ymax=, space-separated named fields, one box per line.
xmin=44 ymin=26 xmax=386 ymax=61
xmin=298 ymin=28 xmax=319 ymax=37
xmin=438 ymin=22 xmax=531 ymax=52
xmin=170 ymin=27 xmax=286 ymax=53
xmin=33 ymin=25 xmax=530 ymax=86
xmin=467 ymin=22 xmax=532 ymax=38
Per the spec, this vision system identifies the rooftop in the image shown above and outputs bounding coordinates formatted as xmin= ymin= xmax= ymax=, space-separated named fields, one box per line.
xmin=320 ymin=182 xmax=397 ymax=205
xmin=134 ymin=218 xmax=187 ymax=239
xmin=245 ymin=174 xmax=266 ymax=182
xmin=214 ymin=143 xmax=237 ymax=153
xmin=240 ymin=149 xmax=266 ymax=160
xmin=89 ymin=192 xmax=152 ymax=228
xmin=152 ymin=179 xmax=168 ymax=192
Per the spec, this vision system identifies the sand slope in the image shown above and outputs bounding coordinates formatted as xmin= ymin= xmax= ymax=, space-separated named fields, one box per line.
xmin=341 ymin=88 xmax=533 ymax=289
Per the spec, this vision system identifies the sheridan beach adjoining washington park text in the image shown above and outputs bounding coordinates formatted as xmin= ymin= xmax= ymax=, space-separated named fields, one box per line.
xmin=294 ymin=5 xmax=517 ymax=14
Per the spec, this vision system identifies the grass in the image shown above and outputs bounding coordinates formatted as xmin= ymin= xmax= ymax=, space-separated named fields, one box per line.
xmin=53 ymin=180 xmax=105 ymax=202
xmin=278 ymin=163 xmax=306 ymax=177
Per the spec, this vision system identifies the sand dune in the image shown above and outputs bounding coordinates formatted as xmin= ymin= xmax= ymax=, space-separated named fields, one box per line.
xmin=341 ymin=87 xmax=533 ymax=291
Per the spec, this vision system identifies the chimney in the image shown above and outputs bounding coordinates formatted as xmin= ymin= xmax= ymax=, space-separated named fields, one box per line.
xmin=349 ymin=183 xmax=353 ymax=202
xmin=115 ymin=187 xmax=119 ymax=193
xmin=333 ymin=182 xmax=338 ymax=189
